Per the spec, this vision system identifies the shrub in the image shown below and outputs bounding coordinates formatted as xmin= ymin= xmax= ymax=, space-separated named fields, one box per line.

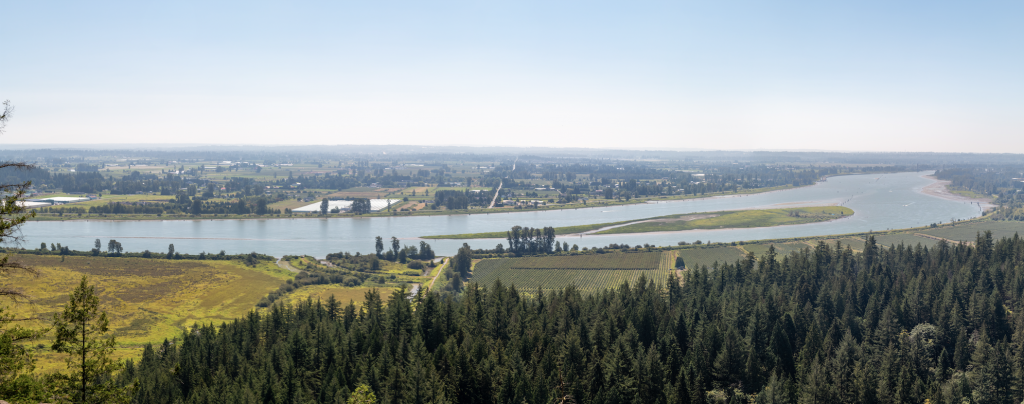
xmin=407 ymin=261 xmax=424 ymax=270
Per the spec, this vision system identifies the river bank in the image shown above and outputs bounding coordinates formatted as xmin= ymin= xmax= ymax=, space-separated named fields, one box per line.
xmin=26 ymin=183 xmax=802 ymax=223
xmin=919 ymin=175 xmax=996 ymax=211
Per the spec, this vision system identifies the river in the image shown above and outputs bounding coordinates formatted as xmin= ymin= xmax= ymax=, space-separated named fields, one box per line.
xmin=16 ymin=171 xmax=982 ymax=257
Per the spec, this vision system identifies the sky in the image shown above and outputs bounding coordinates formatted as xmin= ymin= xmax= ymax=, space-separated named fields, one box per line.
xmin=2 ymin=1 xmax=1022 ymax=152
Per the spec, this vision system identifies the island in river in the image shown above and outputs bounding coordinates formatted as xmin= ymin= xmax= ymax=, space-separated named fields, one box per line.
xmin=423 ymin=206 xmax=854 ymax=239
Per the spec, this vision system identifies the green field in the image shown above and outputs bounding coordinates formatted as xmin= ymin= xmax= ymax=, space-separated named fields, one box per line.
xmin=873 ymin=233 xmax=940 ymax=248
xmin=920 ymin=221 xmax=1024 ymax=243
xmin=469 ymin=251 xmax=673 ymax=293
xmin=677 ymin=246 xmax=747 ymax=269
xmin=741 ymin=242 xmax=811 ymax=258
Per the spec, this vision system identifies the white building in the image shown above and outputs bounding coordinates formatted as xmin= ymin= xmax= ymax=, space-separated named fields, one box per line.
xmin=292 ymin=199 xmax=400 ymax=213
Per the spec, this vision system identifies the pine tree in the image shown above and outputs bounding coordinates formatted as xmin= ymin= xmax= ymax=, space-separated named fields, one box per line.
xmin=51 ymin=276 xmax=131 ymax=403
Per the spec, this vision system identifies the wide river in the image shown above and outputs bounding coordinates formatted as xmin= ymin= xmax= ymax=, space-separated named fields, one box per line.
xmin=19 ymin=171 xmax=982 ymax=257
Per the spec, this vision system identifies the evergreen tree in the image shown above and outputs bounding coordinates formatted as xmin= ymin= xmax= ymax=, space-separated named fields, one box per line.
xmin=51 ymin=276 xmax=131 ymax=403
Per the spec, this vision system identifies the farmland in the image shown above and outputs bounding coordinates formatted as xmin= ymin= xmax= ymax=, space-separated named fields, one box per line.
xmin=919 ymin=221 xmax=1024 ymax=243
xmin=500 ymin=252 xmax=662 ymax=269
xmin=676 ymin=246 xmax=747 ymax=269
xmin=469 ymin=251 xmax=673 ymax=293
xmin=741 ymin=242 xmax=811 ymax=258
xmin=4 ymin=255 xmax=291 ymax=371
xmin=279 ymin=285 xmax=402 ymax=306
xmin=873 ymin=233 xmax=940 ymax=248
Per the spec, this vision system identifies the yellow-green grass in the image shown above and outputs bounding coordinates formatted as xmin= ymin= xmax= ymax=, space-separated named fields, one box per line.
xmin=951 ymin=189 xmax=992 ymax=200
xmin=278 ymin=285 xmax=400 ymax=307
xmin=919 ymin=221 xmax=1024 ymax=243
xmin=268 ymin=198 xmax=318 ymax=211
xmin=4 ymin=255 xmax=291 ymax=372
xmin=468 ymin=251 xmax=674 ymax=294
xmin=595 ymin=207 xmax=852 ymax=234
xmin=677 ymin=246 xmax=747 ymax=270
xmin=36 ymin=193 xmax=176 ymax=208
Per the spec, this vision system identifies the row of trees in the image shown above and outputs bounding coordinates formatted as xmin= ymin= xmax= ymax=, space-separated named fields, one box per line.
xmin=373 ymin=237 xmax=436 ymax=263
xmin=505 ymin=225 xmax=557 ymax=255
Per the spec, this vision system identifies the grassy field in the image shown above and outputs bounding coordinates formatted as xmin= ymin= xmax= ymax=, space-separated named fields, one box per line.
xmin=677 ymin=246 xmax=747 ymax=269
xmin=741 ymin=242 xmax=812 ymax=258
xmin=594 ymin=206 xmax=853 ymax=234
xmin=4 ymin=255 xmax=292 ymax=372
xmin=920 ymin=221 xmax=1024 ymax=243
xmin=815 ymin=237 xmax=867 ymax=252
xmin=873 ymin=234 xmax=940 ymax=248
xmin=469 ymin=251 xmax=674 ymax=294
xmin=279 ymin=285 xmax=401 ymax=306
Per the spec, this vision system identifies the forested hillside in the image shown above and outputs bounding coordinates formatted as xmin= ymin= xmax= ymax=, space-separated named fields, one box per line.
xmin=121 ymin=232 xmax=1024 ymax=403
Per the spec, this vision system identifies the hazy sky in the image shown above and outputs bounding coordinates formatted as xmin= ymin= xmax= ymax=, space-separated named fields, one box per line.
xmin=2 ymin=1 xmax=1022 ymax=152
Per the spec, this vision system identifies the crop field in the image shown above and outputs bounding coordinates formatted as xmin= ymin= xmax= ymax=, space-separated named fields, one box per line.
xmin=873 ymin=234 xmax=939 ymax=248
xmin=676 ymin=246 xmax=746 ymax=269
xmin=741 ymin=242 xmax=811 ymax=258
xmin=492 ymin=252 xmax=662 ymax=269
xmin=280 ymin=285 xmax=401 ymax=306
xmin=326 ymin=187 xmax=403 ymax=199
xmin=816 ymin=237 xmax=867 ymax=252
xmin=3 ymin=255 xmax=291 ymax=371
xmin=920 ymin=221 xmax=1024 ymax=243
xmin=469 ymin=252 xmax=673 ymax=293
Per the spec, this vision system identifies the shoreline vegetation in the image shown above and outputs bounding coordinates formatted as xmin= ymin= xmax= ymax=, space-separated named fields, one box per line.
xmin=26 ymin=183 xmax=804 ymax=222
xmin=423 ymin=206 xmax=854 ymax=239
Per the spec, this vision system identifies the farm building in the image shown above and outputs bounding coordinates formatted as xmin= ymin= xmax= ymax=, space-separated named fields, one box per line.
xmin=292 ymin=199 xmax=400 ymax=213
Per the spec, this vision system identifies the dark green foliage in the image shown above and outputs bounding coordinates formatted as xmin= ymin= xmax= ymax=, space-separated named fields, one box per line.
xmin=125 ymin=234 xmax=1024 ymax=403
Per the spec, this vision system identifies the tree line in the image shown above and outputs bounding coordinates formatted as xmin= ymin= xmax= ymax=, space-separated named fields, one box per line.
xmin=102 ymin=231 xmax=1024 ymax=403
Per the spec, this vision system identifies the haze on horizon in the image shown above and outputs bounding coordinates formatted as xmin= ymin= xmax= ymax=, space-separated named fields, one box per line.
xmin=2 ymin=1 xmax=1022 ymax=153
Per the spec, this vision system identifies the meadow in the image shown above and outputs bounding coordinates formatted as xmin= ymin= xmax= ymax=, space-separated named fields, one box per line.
xmin=919 ymin=220 xmax=1024 ymax=243
xmin=676 ymin=246 xmax=747 ymax=269
xmin=469 ymin=251 xmax=673 ymax=293
xmin=740 ymin=242 xmax=812 ymax=258
xmin=4 ymin=255 xmax=292 ymax=371
xmin=279 ymin=285 xmax=401 ymax=306
xmin=873 ymin=233 xmax=940 ymax=248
